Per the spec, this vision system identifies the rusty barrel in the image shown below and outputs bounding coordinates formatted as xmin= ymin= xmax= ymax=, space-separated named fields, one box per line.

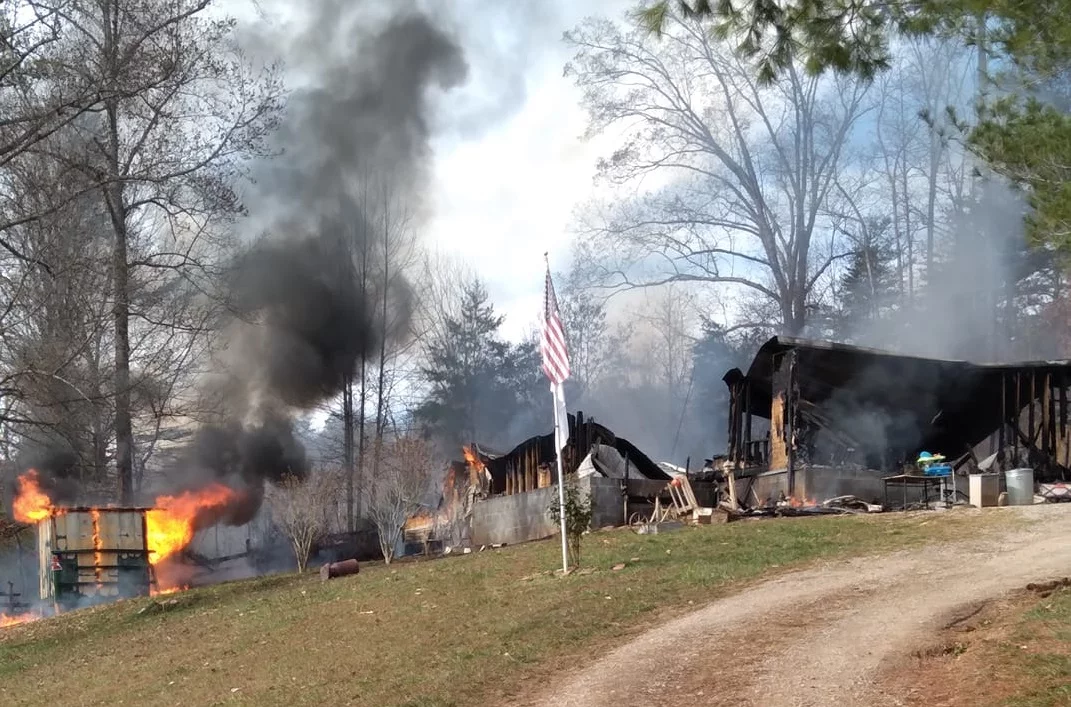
xmin=320 ymin=558 xmax=360 ymax=581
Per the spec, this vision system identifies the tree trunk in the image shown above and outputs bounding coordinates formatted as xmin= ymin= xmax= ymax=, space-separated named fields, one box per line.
xmin=372 ymin=211 xmax=390 ymax=482
xmin=111 ymin=177 xmax=133 ymax=505
xmin=925 ymin=131 xmax=939 ymax=278
xmin=353 ymin=194 xmax=371 ymax=520
xmin=101 ymin=2 xmax=133 ymax=504
xmin=901 ymin=158 xmax=914 ymax=297
xmin=356 ymin=354 xmax=367 ymax=518
xmin=782 ymin=287 xmax=807 ymax=336
xmin=343 ymin=372 xmax=354 ymax=532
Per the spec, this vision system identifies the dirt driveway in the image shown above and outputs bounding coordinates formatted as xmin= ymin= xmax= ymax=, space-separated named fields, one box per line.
xmin=511 ymin=505 xmax=1071 ymax=707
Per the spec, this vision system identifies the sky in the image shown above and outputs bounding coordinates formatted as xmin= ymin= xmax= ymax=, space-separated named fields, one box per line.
xmin=232 ymin=0 xmax=634 ymax=342
xmin=424 ymin=0 xmax=631 ymax=341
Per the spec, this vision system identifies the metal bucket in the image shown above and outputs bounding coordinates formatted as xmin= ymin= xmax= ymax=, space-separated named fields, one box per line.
xmin=1005 ymin=468 xmax=1035 ymax=506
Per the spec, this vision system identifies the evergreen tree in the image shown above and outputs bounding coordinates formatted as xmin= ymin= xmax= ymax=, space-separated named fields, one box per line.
xmin=691 ymin=318 xmax=749 ymax=450
xmin=416 ymin=280 xmax=520 ymax=448
xmin=834 ymin=218 xmax=900 ymax=344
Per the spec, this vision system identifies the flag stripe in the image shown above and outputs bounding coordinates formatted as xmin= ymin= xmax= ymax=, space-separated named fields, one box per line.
xmin=540 ymin=268 xmax=570 ymax=386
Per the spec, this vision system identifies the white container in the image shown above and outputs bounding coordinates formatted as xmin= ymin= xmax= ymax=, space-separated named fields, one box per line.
xmin=1005 ymin=468 xmax=1035 ymax=506
xmin=969 ymin=473 xmax=1000 ymax=508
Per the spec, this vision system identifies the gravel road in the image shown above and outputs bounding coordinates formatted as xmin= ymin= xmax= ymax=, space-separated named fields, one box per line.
xmin=509 ymin=505 xmax=1071 ymax=707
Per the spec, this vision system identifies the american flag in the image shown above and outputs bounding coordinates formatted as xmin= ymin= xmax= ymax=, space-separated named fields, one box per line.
xmin=540 ymin=266 xmax=570 ymax=385
xmin=541 ymin=263 xmax=570 ymax=452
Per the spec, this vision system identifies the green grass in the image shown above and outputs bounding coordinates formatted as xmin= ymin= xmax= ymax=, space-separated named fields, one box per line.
xmin=0 ymin=511 xmax=1005 ymax=707
xmin=1002 ymin=588 xmax=1071 ymax=707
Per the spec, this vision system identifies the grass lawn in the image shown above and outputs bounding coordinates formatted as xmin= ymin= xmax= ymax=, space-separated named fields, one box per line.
xmin=0 ymin=510 xmax=1007 ymax=707
xmin=1000 ymin=587 xmax=1071 ymax=707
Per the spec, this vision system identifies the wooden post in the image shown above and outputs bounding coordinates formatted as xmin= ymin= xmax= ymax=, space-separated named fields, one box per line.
xmin=744 ymin=380 xmax=753 ymax=463
xmin=1000 ymin=369 xmax=1006 ymax=456
xmin=1060 ymin=373 xmax=1068 ymax=455
xmin=786 ymin=351 xmax=798 ymax=496
xmin=1047 ymin=371 xmax=1056 ymax=471
xmin=1042 ymin=372 xmax=1051 ymax=466
xmin=1029 ymin=371 xmax=1036 ymax=454
xmin=728 ymin=383 xmax=738 ymax=464
xmin=1015 ymin=371 xmax=1022 ymax=463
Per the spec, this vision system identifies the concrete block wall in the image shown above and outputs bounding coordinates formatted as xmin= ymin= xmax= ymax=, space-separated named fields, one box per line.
xmin=584 ymin=476 xmax=625 ymax=529
xmin=469 ymin=476 xmax=716 ymax=546
xmin=470 ymin=486 xmax=560 ymax=546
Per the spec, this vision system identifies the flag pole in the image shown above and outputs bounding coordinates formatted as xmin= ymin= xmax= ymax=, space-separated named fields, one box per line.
xmin=553 ymin=383 xmax=569 ymax=575
xmin=545 ymin=251 xmax=569 ymax=575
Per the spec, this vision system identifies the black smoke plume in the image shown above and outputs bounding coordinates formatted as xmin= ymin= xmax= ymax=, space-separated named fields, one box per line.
xmin=147 ymin=9 xmax=468 ymax=528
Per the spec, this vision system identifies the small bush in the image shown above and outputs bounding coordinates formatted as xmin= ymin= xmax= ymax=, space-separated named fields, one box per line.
xmin=547 ymin=475 xmax=592 ymax=568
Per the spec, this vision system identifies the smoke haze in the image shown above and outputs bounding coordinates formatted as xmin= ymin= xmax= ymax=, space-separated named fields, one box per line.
xmin=148 ymin=5 xmax=469 ymax=527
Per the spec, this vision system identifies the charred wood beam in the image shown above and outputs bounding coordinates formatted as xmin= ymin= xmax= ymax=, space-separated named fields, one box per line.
xmin=787 ymin=351 xmax=798 ymax=496
xmin=1042 ymin=378 xmax=1049 ymax=470
xmin=1000 ymin=370 xmax=1007 ymax=455
xmin=1060 ymin=376 xmax=1068 ymax=442
xmin=745 ymin=381 xmax=753 ymax=449
xmin=1047 ymin=373 xmax=1057 ymax=474
xmin=1029 ymin=371 xmax=1036 ymax=456
xmin=1011 ymin=370 xmax=1019 ymax=464
xmin=795 ymin=405 xmax=863 ymax=451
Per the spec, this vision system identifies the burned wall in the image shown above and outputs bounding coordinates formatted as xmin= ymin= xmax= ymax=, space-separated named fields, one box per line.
xmin=739 ymin=467 xmax=929 ymax=507
xmin=470 ymin=486 xmax=559 ymax=546
xmin=470 ymin=476 xmax=716 ymax=545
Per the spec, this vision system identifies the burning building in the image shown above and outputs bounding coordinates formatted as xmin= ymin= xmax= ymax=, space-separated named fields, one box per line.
xmin=403 ymin=412 xmax=715 ymax=550
xmin=36 ymin=507 xmax=152 ymax=609
xmin=721 ymin=336 xmax=1071 ymax=508
xmin=3 ymin=469 xmax=249 ymax=621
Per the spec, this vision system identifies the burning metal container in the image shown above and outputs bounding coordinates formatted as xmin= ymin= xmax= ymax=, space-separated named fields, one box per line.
xmin=35 ymin=507 xmax=152 ymax=609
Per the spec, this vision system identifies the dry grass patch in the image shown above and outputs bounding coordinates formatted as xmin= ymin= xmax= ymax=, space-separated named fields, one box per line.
xmin=878 ymin=577 xmax=1071 ymax=706
xmin=0 ymin=509 xmax=1008 ymax=707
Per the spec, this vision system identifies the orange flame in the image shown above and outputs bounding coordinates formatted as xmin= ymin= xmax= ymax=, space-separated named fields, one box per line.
xmin=462 ymin=444 xmax=489 ymax=490
xmin=462 ymin=445 xmax=483 ymax=469
xmin=12 ymin=470 xmax=53 ymax=523
xmin=145 ymin=483 xmax=241 ymax=565
xmin=0 ymin=611 xmax=39 ymax=628
xmin=90 ymin=509 xmax=103 ymax=587
xmin=786 ymin=496 xmax=819 ymax=508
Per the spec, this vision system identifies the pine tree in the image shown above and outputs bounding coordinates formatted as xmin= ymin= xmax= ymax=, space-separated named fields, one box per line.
xmin=416 ymin=280 xmax=517 ymax=447
xmin=691 ymin=318 xmax=749 ymax=450
xmin=835 ymin=218 xmax=900 ymax=343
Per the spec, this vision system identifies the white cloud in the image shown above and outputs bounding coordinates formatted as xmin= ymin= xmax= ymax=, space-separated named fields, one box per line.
xmin=426 ymin=0 xmax=631 ymax=342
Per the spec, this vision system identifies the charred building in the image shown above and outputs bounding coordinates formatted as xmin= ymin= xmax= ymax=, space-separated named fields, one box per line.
xmin=401 ymin=412 xmax=715 ymax=552
xmin=721 ymin=337 xmax=1071 ymax=507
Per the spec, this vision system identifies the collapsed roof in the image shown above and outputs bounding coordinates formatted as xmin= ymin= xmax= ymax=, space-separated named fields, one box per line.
xmin=724 ymin=336 xmax=1071 ymax=469
xmin=480 ymin=414 xmax=671 ymax=493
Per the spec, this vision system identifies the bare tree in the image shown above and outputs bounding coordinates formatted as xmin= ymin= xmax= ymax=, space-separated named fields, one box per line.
xmin=556 ymin=245 xmax=632 ymax=403
xmin=364 ymin=176 xmax=421 ymax=508
xmin=27 ymin=0 xmax=282 ymax=502
xmin=565 ymin=11 xmax=871 ymax=334
xmin=367 ymin=435 xmax=438 ymax=564
xmin=266 ymin=472 xmax=336 ymax=573
xmin=870 ymin=36 xmax=976 ymax=301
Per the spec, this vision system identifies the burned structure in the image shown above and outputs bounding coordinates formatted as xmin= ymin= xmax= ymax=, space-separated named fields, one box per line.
xmin=402 ymin=413 xmax=711 ymax=551
xmin=36 ymin=508 xmax=152 ymax=610
xmin=722 ymin=337 xmax=1071 ymax=507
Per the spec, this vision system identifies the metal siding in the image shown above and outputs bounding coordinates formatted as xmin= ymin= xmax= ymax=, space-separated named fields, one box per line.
xmin=115 ymin=511 xmax=145 ymax=550
xmin=35 ymin=509 xmax=152 ymax=602
xmin=36 ymin=516 xmax=54 ymax=601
